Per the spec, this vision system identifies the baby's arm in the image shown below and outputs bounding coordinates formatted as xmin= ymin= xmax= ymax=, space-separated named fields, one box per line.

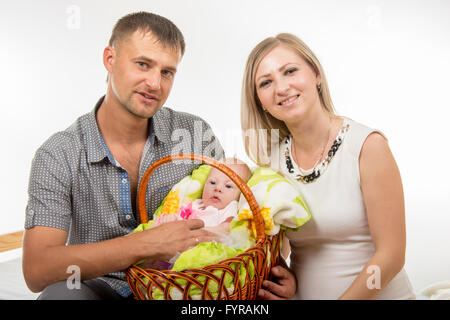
xmin=195 ymin=200 xmax=206 ymax=210
xmin=153 ymin=214 xmax=180 ymax=227
xmin=204 ymin=216 xmax=233 ymax=235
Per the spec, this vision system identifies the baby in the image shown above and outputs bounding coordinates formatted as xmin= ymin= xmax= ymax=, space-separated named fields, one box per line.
xmin=154 ymin=158 xmax=252 ymax=233
xmin=139 ymin=159 xmax=252 ymax=270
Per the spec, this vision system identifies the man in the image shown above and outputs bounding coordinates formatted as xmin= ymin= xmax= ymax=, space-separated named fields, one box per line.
xmin=23 ymin=12 xmax=223 ymax=300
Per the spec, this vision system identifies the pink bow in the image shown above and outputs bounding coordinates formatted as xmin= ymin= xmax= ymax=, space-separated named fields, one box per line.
xmin=178 ymin=202 xmax=194 ymax=220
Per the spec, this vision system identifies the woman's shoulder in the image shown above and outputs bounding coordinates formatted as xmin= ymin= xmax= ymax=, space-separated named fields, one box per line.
xmin=342 ymin=116 xmax=377 ymax=135
xmin=341 ymin=116 xmax=387 ymax=159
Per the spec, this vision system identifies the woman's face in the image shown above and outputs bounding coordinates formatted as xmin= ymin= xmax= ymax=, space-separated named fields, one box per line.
xmin=254 ymin=45 xmax=321 ymax=124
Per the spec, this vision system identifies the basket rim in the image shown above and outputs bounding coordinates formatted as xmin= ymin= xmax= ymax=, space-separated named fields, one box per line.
xmin=136 ymin=154 xmax=266 ymax=241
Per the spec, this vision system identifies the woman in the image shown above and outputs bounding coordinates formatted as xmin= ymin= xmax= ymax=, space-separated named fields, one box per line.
xmin=241 ymin=33 xmax=415 ymax=299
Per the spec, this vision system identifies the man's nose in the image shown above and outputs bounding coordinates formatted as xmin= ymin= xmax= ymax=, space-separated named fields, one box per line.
xmin=145 ymin=69 xmax=161 ymax=91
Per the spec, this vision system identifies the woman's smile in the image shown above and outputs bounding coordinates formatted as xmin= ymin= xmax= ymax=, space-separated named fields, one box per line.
xmin=278 ymin=94 xmax=300 ymax=106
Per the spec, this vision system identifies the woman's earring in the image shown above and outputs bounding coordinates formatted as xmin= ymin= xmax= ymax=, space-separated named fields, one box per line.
xmin=317 ymin=83 xmax=322 ymax=93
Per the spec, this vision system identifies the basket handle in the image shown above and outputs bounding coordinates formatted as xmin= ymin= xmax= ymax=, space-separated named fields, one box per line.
xmin=137 ymin=154 xmax=265 ymax=241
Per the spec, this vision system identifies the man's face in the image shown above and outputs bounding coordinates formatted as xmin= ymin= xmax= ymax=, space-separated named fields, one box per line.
xmin=107 ymin=30 xmax=180 ymax=119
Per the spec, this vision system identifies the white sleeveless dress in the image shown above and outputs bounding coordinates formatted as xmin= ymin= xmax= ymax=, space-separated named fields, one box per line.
xmin=277 ymin=117 xmax=415 ymax=300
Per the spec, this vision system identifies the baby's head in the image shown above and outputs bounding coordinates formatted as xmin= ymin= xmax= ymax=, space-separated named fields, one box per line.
xmin=202 ymin=158 xmax=252 ymax=210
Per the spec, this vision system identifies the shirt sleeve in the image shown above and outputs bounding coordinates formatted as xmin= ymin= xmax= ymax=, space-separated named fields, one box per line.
xmin=25 ymin=147 xmax=72 ymax=231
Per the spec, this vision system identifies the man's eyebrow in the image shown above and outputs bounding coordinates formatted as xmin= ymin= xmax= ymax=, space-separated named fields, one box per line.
xmin=133 ymin=55 xmax=178 ymax=73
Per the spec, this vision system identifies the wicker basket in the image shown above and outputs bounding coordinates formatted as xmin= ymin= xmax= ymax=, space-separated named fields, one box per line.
xmin=126 ymin=154 xmax=284 ymax=300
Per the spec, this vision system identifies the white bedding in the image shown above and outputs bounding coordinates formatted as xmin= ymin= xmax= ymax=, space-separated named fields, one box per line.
xmin=0 ymin=249 xmax=39 ymax=300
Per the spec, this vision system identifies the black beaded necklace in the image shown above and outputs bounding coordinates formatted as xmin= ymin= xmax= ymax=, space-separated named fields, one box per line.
xmin=285 ymin=124 xmax=349 ymax=183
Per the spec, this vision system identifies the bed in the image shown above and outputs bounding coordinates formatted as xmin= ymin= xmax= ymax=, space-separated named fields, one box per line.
xmin=0 ymin=247 xmax=444 ymax=300
xmin=0 ymin=248 xmax=40 ymax=300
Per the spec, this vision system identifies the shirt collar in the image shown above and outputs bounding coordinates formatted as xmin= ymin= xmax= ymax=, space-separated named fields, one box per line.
xmin=85 ymin=96 xmax=108 ymax=163
xmin=84 ymin=96 xmax=169 ymax=164
xmin=151 ymin=108 xmax=171 ymax=144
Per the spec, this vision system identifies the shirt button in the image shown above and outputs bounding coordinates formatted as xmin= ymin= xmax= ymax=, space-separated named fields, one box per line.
xmin=125 ymin=214 xmax=132 ymax=220
xmin=122 ymin=178 xmax=128 ymax=184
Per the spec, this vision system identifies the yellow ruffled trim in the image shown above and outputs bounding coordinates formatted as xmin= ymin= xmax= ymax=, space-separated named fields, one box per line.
xmin=161 ymin=189 xmax=180 ymax=216
xmin=238 ymin=207 xmax=274 ymax=238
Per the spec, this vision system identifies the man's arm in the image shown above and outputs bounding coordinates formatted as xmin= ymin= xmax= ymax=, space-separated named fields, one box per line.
xmin=23 ymin=219 xmax=216 ymax=293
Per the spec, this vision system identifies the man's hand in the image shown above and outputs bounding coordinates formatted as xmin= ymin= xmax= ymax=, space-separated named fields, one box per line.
xmin=153 ymin=213 xmax=181 ymax=227
xmin=139 ymin=218 xmax=219 ymax=261
xmin=258 ymin=265 xmax=297 ymax=300
xmin=22 ymin=219 xmax=218 ymax=293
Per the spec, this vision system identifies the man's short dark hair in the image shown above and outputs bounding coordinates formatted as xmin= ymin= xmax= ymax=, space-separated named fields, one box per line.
xmin=109 ymin=11 xmax=185 ymax=56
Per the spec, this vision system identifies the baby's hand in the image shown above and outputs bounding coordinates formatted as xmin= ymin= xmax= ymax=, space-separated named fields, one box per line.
xmin=204 ymin=217 xmax=233 ymax=235
xmin=197 ymin=200 xmax=206 ymax=210
xmin=154 ymin=214 xmax=179 ymax=226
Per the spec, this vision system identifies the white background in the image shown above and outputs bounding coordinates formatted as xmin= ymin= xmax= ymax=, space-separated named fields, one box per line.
xmin=1 ymin=0 xmax=449 ymax=293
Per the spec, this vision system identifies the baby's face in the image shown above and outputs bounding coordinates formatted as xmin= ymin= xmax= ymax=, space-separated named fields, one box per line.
xmin=202 ymin=168 xmax=241 ymax=210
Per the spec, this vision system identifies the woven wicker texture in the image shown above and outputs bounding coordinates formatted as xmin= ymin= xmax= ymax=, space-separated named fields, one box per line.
xmin=126 ymin=154 xmax=283 ymax=300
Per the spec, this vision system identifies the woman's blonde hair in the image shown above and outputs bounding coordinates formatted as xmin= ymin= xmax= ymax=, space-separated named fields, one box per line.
xmin=241 ymin=33 xmax=335 ymax=167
